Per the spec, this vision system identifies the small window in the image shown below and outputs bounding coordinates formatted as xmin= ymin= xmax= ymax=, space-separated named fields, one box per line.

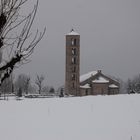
xmin=85 ymin=89 xmax=88 ymax=95
xmin=72 ymin=48 xmax=77 ymax=55
xmin=74 ymin=39 xmax=76 ymax=45
xmin=72 ymin=74 xmax=76 ymax=80
xmin=71 ymin=39 xmax=74 ymax=46
xmin=71 ymin=38 xmax=77 ymax=46
xmin=72 ymin=57 xmax=76 ymax=64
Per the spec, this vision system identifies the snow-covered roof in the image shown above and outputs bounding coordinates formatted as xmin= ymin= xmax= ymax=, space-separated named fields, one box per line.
xmin=80 ymin=84 xmax=91 ymax=89
xmin=67 ymin=29 xmax=79 ymax=35
xmin=80 ymin=71 xmax=98 ymax=82
xmin=109 ymin=84 xmax=118 ymax=88
xmin=92 ymin=76 xmax=109 ymax=83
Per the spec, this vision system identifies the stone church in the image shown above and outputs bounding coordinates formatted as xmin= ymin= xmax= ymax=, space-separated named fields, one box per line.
xmin=65 ymin=29 xmax=120 ymax=96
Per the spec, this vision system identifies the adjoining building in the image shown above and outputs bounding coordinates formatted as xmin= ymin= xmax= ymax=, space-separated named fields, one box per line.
xmin=80 ymin=70 xmax=120 ymax=96
xmin=65 ymin=29 xmax=120 ymax=96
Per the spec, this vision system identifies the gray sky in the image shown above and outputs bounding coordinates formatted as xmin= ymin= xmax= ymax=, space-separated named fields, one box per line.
xmin=15 ymin=0 xmax=140 ymax=88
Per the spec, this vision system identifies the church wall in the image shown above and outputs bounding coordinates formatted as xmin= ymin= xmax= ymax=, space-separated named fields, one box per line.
xmin=80 ymin=88 xmax=91 ymax=96
xmin=109 ymin=88 xmax=119 ymax=95
xmin=92 ymin=83 xmax=109 ymax=95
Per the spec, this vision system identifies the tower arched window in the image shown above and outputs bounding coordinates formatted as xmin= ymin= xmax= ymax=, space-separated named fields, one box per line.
xmin=72 ymin=74 xmax=76 ymax=80
xmin=72 ymin=48 xmax=77 ymax=55
xmin=72 ymin=57 xmax=76 ymax=64
xmin=71 ymin=38 xmax=77 ymax=46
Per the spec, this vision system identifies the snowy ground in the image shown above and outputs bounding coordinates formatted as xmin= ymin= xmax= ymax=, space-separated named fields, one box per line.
xmin=0 ymin=94 xmax=140 ymax=140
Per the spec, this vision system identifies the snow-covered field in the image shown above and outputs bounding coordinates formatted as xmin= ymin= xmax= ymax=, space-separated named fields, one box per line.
xmin=0 ymin=94 xmax=140 ymax=140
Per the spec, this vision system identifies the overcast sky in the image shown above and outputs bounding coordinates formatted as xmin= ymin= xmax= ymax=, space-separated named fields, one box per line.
xmin=15 ymin=0 xmax=140 ymax=88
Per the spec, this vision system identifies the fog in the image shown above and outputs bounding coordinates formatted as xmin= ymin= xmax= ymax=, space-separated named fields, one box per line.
xmin=15 ymin=0 xmax=140 ymax=88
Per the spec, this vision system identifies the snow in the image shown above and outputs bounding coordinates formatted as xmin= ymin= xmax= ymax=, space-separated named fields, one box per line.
xmin=109 ymin=84 xmax=119 ymax=88
xmin=0 ymin=61 xmax=6 ymax=68
xmin=67 ymin=30 xmax=79 ymax=35
xmin=80 ymin=83 xmax=91 ymax=89
xmin=0 ymin=94 xmax=140 ymax=140
xmin=92 ymin=76 xmax=109 ymax=83
xmin=80 ymin=71 xmax=98 ymax=82
xmin=21 ymin=50 xmax=28 ymax=55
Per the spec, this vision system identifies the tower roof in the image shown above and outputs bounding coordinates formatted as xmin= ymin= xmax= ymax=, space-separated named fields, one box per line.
xmin=67 ymin=29 xmax=79 ymax=35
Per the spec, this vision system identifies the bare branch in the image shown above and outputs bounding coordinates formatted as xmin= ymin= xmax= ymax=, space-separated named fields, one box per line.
xmin=0 ymin=0 xmax=46 ymax=85
xmin=35 ymin=74 xmax=45 ymax=94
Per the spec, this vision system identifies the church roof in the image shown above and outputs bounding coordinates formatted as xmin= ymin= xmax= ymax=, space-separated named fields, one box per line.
xmin=80 ymin=84 xmax=91 ymax=89
xmin=80 ymin=71 xmax=98 ymax=82
xmin=67 ymin=29 xmax=79 ymax=35
xmin=92 ymin=76 xmax=109 ymax=83
xmin=109 ymin=84 xmax=118 ymax=88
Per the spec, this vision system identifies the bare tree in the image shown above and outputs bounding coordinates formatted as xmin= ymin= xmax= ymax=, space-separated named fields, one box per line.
xmin=126 ymin=79 xmax=133 ymax=94
xmin=0 ymin=74 xmax=13 ymax=93
xmin=0 ymin=76 xmax=12 ymax=99
xmin=0 ymin=0 xmax=46 ymax=85
xmin=14 ymin=73 xmax=31 ymax=94
xmin=24 ymin=76 xmax=30 ymax=94
xmin=49 ymin=86 xmax=55 ymax=93
xmin=42 ymin=85 xmax=50 ymax=94
xmin=35 ymin=74 xmax=45 ymax=94
xmin=125 ymin=74 xmax=140 ymax=94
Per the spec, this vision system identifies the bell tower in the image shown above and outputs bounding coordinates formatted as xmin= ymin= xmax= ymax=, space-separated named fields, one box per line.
xmin=65 ymin=29 xmax=80 ymax=96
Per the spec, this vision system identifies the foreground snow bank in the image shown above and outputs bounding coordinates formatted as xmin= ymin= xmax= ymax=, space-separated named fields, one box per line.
xmin=0 ymin=94 xmax=140 ymax=140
